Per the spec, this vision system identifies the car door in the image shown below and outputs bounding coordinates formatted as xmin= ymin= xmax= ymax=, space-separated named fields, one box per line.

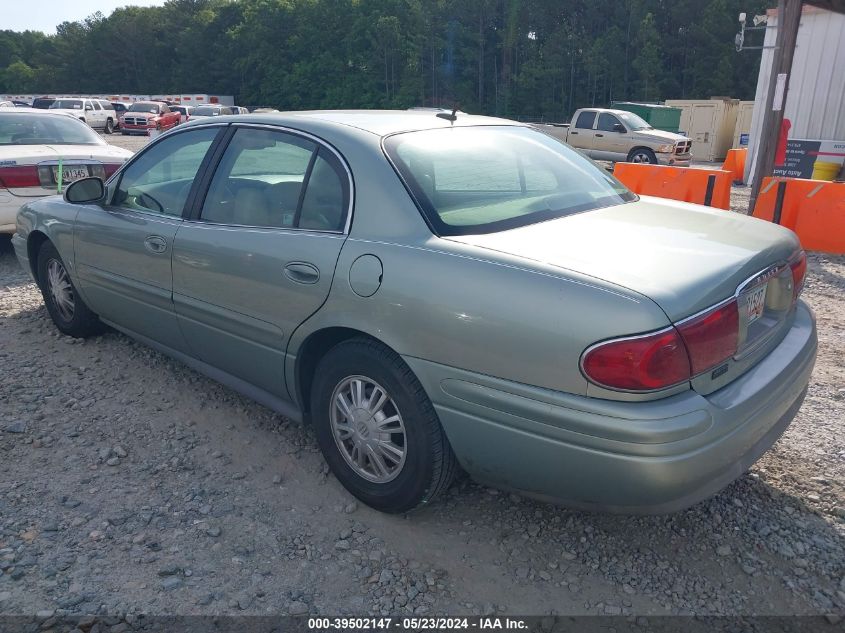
xmin=568 ymin=110 xmax=598 ymax=155
xmin=87 ymin=100 xmax=104 ymax=130
xmin=592 ymin=112 xmax=629 ymax=161
xmin=74 ymin=126 xmax=223 ymax=351
xmin=172 ymin=124 xmax=351 ymax=398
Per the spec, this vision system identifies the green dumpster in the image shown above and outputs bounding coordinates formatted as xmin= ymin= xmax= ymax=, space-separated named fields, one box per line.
xmin=611 ymin=102 xmax=682 ymax=133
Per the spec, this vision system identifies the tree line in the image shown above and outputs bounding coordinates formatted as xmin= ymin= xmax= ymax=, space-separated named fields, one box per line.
xmin=0 ymin=0 xmax=768 ymax=122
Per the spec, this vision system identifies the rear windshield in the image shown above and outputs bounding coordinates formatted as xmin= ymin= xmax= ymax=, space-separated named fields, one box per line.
xmin=50 ymin=99 xmax=84 ymax=110
xmin=193 ymin=107 xmax=219 ymax=116
xmin=128 ymin=103 xmax=159 ymax=113
xmin=0 ymin=113 xmax=103 ymax=145
xmin=384 ymin=125 xmax=636 ymax=235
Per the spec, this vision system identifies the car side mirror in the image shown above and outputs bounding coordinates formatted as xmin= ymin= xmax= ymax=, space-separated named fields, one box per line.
xmin=64 ymin=177 xmax=105 ymax=204
xmin=85 ymin=105 xmax=93 ymax=111
xmin=613 ymin=123 xmax=626 ymax=133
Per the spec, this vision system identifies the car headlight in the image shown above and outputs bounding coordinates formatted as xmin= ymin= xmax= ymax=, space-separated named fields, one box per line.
xmin=657 ymin=144 xmax=675 ymax=153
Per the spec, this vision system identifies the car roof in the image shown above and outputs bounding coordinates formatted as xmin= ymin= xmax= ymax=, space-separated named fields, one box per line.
xmin=0 ymin=109 xmax=79 ymax=118
xmin=182 ymin=109 xmax=523 ymax=137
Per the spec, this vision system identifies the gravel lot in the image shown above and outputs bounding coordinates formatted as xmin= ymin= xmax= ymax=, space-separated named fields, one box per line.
xmin=0 ymin=134 xmax=843 ymax=622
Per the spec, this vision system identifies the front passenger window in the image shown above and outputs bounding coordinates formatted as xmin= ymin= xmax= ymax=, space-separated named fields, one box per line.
xmin=112 ymin=127 xmax=219 ymax=216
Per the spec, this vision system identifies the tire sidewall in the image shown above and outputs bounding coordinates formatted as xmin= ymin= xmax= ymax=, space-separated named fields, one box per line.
xmin=630 ymin=149 xmax=656 ymax=164
xmin=311 ymin=343 xmax=437 ymax=512
xmin=37 ymin=243 xmax=86 ymax=336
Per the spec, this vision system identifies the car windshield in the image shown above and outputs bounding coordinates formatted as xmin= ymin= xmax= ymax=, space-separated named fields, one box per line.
xmin=193 ymin=107 xmax=218 ymax=116
xmin=0 ymin=113 xmax=103 ymax=146
xmin=617 ymin=111 xmax=653 ymax=131
xmin=384 ymin=125 xmax=636 ymax=235
xmin=50 ymin=100 xmax=84 ymax=110
xmin=128 ymin=103 xmax=159 ymax=113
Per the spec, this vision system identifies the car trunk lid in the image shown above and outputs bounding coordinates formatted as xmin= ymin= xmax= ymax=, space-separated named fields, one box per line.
xmin=449 ymin=195 xmax=803 ymax=395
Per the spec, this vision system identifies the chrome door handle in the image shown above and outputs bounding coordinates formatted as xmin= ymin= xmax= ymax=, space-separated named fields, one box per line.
xmin=144 ymin=235 xmax=167 ymax=254
xmin=284 ymin=262 xmax=320 ymax=285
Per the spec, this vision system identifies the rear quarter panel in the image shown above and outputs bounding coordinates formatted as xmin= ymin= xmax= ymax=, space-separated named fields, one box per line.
xmin=290 ymin=235 xmax=673 ymax=399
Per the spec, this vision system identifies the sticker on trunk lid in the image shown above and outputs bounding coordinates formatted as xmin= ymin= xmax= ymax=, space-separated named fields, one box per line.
xmin=745 ymin=283 xmax=768 ymax=324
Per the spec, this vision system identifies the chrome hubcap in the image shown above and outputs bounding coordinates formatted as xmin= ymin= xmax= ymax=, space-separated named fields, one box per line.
xmin=330 ymin=375 xmax=406 ymax=483
xmin=632 ymin=153 xmax=651 ymax=163
xmin=46 ymin=258 xmax=75 ymax=321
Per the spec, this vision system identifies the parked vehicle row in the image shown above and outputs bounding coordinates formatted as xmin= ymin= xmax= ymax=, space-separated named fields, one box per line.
xmin=9 ymin=110 xmax=816 ymax=515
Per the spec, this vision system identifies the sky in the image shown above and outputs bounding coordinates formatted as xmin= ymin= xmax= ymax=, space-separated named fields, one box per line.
xmin=3 ymin=0 xmax=167 ymax=34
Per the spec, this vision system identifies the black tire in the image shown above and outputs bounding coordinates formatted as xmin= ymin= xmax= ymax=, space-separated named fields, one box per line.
xmin=310 ymin=338 xmax=458 ymax=513
xmin=627 ymin=148 xmax=658 ymax=164
xmin=36 ymin=241 xmax=103 ymax=338
xmin=104 ymin=118 xmax=114 ymax=134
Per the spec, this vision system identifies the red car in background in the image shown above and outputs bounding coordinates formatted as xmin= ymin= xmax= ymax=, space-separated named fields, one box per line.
xmin=119 ymin=101 xmax=181 ymax=135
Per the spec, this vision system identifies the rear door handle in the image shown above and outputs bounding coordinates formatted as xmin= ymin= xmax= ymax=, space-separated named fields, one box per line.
xmin=570 ymin=131 xmax=579 ymax=135
xmin=144 ymin=235 xmax=167 ymax=254
xmin=595 ymin=133 xmax=604 ymax=137
xmin=284 ymin=262 xmax=320 ymax=285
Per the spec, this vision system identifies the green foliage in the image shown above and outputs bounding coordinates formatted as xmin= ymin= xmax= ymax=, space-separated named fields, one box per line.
xmin=0 ymin=0 xmax=768 ymax=120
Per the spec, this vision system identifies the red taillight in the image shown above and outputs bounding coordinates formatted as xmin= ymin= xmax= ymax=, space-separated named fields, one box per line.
xmin=676 ymin=300 xmax=739 ymax=375
xmin=582 ymin=328 xmax=690 ymax=391
xmin=582 ymin=299 xmax=742 ymax=392
xmin=790 ymin=252 xmax=807 ymax=302
xmin=0 ymin=165 xmax=40 ymax=188
xmin=104 ymin=164 xmax=121 ymax=178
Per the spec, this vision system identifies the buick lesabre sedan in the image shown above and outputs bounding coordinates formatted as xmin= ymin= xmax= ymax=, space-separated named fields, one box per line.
xmin=12 ymin=111 xmax=816 ymax=514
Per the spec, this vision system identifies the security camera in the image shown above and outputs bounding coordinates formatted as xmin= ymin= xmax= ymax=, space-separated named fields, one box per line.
xmin=739 ymin=12 xmax=747 ymax=24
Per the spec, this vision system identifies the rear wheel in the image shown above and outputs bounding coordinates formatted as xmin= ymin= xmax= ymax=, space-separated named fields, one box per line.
xmin=310 ymin=338 xmax=458 ymax=513
xmin=36 ymin=242 xmax=103 ymax=338
xmin=628 ymin=148 xmax=657 ymax=164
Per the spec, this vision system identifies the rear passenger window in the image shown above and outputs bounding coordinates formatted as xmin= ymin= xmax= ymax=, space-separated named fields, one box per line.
xmin=298 ymin=151 xmax=347 ymax=231
xmin=201 ymin=128 xmax=348 ymax=231
xmin=201 ymin=128 xmax=315 ymax=228
xmin=574 ymin=111 xmax=596 ymax=129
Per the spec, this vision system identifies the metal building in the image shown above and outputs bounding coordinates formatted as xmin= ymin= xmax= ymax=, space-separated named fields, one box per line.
xmin=745 ymin=5 xmax=845 ymax=182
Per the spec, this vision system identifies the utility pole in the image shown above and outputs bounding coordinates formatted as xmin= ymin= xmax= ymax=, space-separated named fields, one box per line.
xmin=748 ymin=0 xmax=803 ymax=214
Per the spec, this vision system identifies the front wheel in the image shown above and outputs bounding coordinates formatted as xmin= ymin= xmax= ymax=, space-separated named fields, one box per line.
xmin=104 ymin=118 xmax=114 ymax=134
xmin=627 ymin=148 xmax=658 ymax=164
xmin=310 ymin=338 xmax=458 ymax=513
xmin=36 ymin=242 xmax=103 ymax=338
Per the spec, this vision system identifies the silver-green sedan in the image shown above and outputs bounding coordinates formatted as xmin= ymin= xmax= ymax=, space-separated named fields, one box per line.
xmin=11 ymin=111 xmax=816 ymax=514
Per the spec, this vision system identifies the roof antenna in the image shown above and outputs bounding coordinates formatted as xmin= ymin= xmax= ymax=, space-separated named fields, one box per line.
xmin=436 ymin=103 xmax=459 ymax=123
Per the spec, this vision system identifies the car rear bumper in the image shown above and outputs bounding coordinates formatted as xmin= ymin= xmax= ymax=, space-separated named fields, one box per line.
xmin=405 ymin=301 xmax=817 ymax=513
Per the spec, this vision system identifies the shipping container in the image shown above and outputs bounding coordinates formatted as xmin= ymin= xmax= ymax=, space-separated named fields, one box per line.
xmin=733 ymin=101 xmax=755 ymax=148
xmin=664 ymin=98 xmax=739 ymax=162
xmin=610 ymin=102 xmax=682 ymax=133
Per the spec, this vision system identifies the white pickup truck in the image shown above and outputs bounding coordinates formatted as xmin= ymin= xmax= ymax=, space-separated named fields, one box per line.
xmin=536 ymin=108 xmax=692 ymax=166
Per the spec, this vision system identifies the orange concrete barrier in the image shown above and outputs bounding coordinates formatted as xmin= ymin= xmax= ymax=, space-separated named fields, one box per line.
xmin=752 ymin=177 xmax=845 ymax=254
xmin=721 ymin=148 xmax=747 ymax=184
xmin=613 ymin=163 xmax=732 ymax=210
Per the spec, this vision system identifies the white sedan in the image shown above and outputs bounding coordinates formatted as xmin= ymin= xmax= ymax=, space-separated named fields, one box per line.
xmin=0 ymin=110 xmax=132 ymax=233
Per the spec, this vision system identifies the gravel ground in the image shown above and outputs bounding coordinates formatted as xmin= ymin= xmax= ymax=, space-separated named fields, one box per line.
xmin=0 ymin=136 xmax=843 ymax=621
